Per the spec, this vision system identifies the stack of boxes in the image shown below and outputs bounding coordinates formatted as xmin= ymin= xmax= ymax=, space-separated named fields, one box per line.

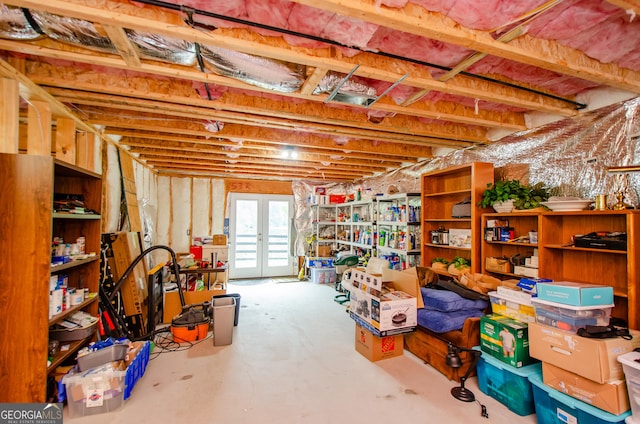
xmin=345 ymin=268 xmax=419 ymax=362
xmin=478 ymin=285 xmax=542 ymax=416
xmin=527 ymin=281 xmax=640 ymax=422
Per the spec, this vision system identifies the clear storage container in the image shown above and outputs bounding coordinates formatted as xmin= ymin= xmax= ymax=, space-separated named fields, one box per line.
xmin=532 ymin=298 xmax=612 ymax=333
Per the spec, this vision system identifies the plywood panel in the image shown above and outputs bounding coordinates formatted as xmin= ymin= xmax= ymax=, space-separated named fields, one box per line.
xmin=27 ymin=100 xmax=52 ymax=156
xmin=55 ymin=117 xmax=76 ymax=164
xmin=119 ymin=151 xmax=141 ymax=232
xmin=0 ymin=78 xmax=19 ymax=154
xmin=0 ymin=153 xmax=52 ymax=402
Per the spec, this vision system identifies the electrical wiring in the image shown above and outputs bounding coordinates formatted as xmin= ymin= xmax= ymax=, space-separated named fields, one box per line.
xmin=149 ymin=327 xmax=214 ymax=360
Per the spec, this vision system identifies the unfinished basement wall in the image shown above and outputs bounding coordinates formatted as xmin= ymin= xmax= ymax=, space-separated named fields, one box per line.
xmin=293 ymin=96 xmax=640 ymax=257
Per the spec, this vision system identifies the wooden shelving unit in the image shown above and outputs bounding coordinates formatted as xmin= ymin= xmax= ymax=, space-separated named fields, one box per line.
xmin=539 ymin=210 xmax=639 ymax=330
xmin=480 ymin=209 xmax=639 ymax=330
xmin=0 ymin=154 xmax=102 ymax=402
xmin=421 ymin=162 xmax=494 ymax=275
xmin=481 ymin=212 xmax=540 ymax=279
xmin=375 ymin=193 xmax=421 ymax=269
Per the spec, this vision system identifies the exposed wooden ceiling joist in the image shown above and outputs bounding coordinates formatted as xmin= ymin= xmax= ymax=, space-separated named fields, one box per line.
xmin=1 ymin=0 xmax=638 ymax=182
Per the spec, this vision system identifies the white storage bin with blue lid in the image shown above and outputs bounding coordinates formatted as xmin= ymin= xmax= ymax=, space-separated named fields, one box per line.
xmin=528 ymin=374 xmax=631 ymax=424
xmin=618 ymin=350 xmax=640 ymax=424
xmin=475 ymin=348 xmax=541 ymax=416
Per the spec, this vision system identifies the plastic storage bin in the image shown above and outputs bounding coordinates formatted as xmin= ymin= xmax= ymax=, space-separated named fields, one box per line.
xmin=77 ymin=344 xmax=129 ymax=372
xmin=124 ymin=340 xmax=151 ymax=400
xmin=310 ymin=267 xmax=337 ymax=284
xmin=618 ymin=351 xmax=640 ymax=423
xmin=488 ymin=291 xmax=536 ymax=323
xmin=62 ymin=365 xmax=127 ymax=418
xmin=476 ymin=349 xmax=541 ymax=416
xmin=213 ymin=296 xmax=235 ymax=346
xmin=213 ymin=293 xmax=241 ymax=326
xmin=529 ymin=374 xmax=631 ymax=424
xmin=532 ymin=298 xmax=612 ymax=333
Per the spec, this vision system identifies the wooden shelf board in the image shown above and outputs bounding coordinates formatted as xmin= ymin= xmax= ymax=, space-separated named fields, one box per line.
xmin=423 ymin=218 xmax=472 ymax=223
xmin=543 ymin=244 xmax=627 ymax=254
xmin=423 ymin=188 xmax=471 ymax=198
xmin=486 ymin=241 xmax=538 ymax=247
xmin=52 ymin=212 xmax=101 ymax=220
xmin=423 ymin=243 xmax=471 ymax=251
xmin=50 ymin=255 xmax=99 ymax=273
xmin=48 ymin=296 xmax=98 ymax=327
xmin=47 ymin=336 xmax=92 ymax=374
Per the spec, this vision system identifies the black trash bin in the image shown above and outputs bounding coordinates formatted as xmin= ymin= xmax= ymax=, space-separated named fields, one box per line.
xmin=212 ymin=293 xmax=241 ymax=326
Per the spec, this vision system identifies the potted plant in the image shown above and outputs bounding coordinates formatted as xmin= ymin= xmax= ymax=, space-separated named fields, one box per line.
xmin=430 ymin=257 xmax=449 ymax=271
xmin=447 ymin=256 xmax=471 ymax=276
xmin=478 ymin=179 xmax=529 ymax=212
xmin=479 ymin=179 xmax=553 ymax=212
xmin=513 ymin=181 xmax=552 ymax=210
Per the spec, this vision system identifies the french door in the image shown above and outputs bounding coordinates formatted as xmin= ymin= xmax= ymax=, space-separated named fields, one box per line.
xmin=229 ymin=193 xmax=294 ymax=279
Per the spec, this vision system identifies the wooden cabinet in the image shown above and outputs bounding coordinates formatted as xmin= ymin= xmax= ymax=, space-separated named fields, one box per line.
xmin=0 ymin=154 xmax=102 ymax=402
xmin=375 ymin=193 xmax=421 ymax=269
xmin=421 ymin=162 xmax=494 ymax=275
xmin=539 ymin=211 xmax=639 ymax=330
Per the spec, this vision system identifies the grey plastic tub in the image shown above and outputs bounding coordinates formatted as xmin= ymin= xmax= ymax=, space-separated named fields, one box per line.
xmin=77 ymin=344 xmax=129 ymax=371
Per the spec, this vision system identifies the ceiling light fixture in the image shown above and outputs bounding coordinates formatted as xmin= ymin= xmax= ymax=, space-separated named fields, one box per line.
xmin=281 ymin=146 xmax=298 ymax=160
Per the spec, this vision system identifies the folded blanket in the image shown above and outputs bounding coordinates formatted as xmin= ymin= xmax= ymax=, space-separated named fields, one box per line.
xmin=421 ymin=287 xmax=489 ymax=312
xmin=417 ymin=308 xmax=485 ymax=333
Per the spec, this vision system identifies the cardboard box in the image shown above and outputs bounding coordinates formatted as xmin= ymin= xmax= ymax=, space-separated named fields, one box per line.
xmin=201 ymin=245 xmax=228 ymax=263
xmin=381 ymin=267 xmax=424 ymax=309
xmin=349 ymin=286 xmax=417 ymax=332
xmin=354 ymin=323 xmax=403 ymax=362
xmin=480 ymin=314 xmax=536 ymax=368
xmin=448 ymin=228 xmax=472 ymax=248
xmin=514 ymin=265 xmax=539 ymax=278
xmin=542 ymin=362 xmax=630 ymax=415
xmin=528 ymin=322 xmax=640 ymax=383
xmin=486 ymin=257 xmax=511 ymax=273
xmin=212 ymin=234 xmax=227 ymax=245
xmin=163 ymin=288 xmax=226 ymax=323
xmin=351 ymin=269 xmax=383 ymax=291
xmin=536 ymin=281 xmax=614 ymax=307
xmin=348 ymin=267 xmax=421 ymax=334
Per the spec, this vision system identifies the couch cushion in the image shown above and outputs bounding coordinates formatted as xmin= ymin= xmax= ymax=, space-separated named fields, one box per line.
xmin=417 ymin=308 xmax=485 ymax=333
xmin=420 ymin=287 xmax=488 ymax=312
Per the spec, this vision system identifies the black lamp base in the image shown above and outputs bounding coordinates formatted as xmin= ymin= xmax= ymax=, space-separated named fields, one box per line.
xmin=451 ymin=386 xmax=476 ymax=402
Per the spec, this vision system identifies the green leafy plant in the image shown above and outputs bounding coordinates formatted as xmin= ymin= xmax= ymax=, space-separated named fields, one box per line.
xmin=450 ymin=256 xmax=470 ymax=269
xmin=513 ymin=181 xmax=552 ymax=210
xmin=479 ymin=180 xmax=553 ymax=210
xmin=431 ymin=257 xmax=449 ymax=265
xmin=478 ymin=179 xmax=529 ymax=208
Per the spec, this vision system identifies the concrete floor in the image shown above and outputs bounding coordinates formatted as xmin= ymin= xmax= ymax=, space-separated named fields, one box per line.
xmin=64 ymin=279 xmax=538 ymax=423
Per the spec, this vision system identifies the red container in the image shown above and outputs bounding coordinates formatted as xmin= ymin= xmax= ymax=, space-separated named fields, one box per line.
xmin=190 ymin=245 xmax=202 ymax=260
xmin=329 ymin=194 xmax=346 ymax=204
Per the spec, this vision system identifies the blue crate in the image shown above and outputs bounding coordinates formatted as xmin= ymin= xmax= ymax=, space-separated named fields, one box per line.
xmin=528 ymin=374 xmax=631 ymax=424
xmin=124 ymin=340 xmax=151 ymax=400
xmin=476 ymin=350 xmax=541 ymax=416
